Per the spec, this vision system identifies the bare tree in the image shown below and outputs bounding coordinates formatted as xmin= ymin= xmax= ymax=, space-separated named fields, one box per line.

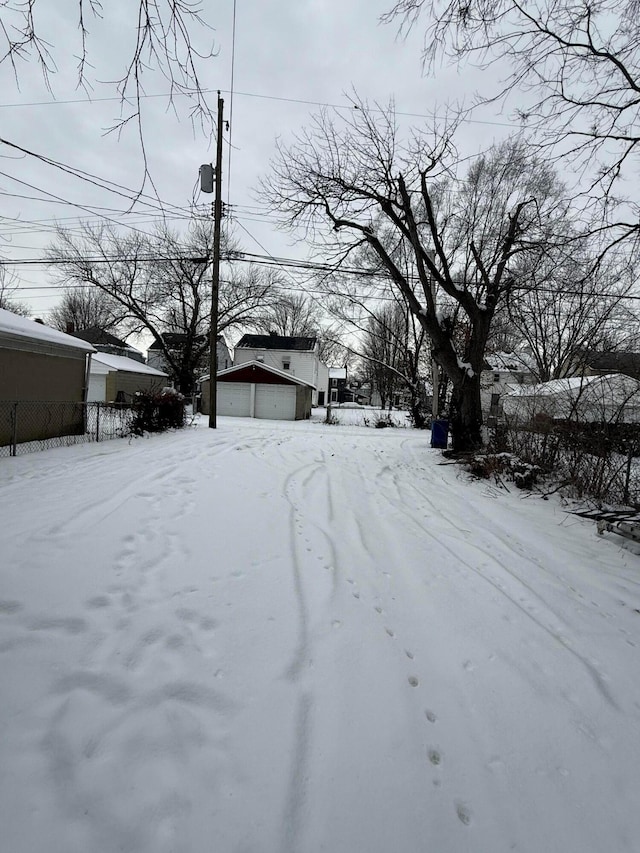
xmin=383 ymin=1 xmax=640 ymax=236
xmin=48 ymin=286 xmax=123 ymax=333
xmin=0 ymin=266 xmax=30 ymax=316
xmin=505 ymin=247 xmax=638 ymax=381
xmin=255 ymin=291 xmax=322 ymax=337
xmin=48 ymin=220 xmax=276 ymax=393
xmin=263 ymin=101 xmax=570 ymax=451
xmin=1 ymin=1 xmax=217 ymax=187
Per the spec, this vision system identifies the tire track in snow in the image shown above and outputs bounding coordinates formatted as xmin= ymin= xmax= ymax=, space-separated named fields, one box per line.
xmin=373 ymin=461 xmax=622 ymax=711
xmin=281 ymin=691 xmax=313 ymax=853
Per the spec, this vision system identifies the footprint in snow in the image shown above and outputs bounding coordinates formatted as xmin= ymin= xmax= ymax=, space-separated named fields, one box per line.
xmin=428 ymin=749 xmax=442 ymax=766
xmin=425 ymin=709 xmax=437 ymax=723
xmin=85 ymin=595 xmax=111 ymax=610
xmin=455 ymin=802 xmax=472 ymax=825
xmin=385 ymin=627 xmax=395 ymax=638
xmin=0 ymin=600 xmax=23 ymax=615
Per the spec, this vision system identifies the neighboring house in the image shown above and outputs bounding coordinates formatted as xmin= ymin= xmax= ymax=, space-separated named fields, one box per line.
xmin=200 ymin=361 xmax=313 ymax=420
xmin=503 ymin=374 xmax=640 ymax=424
xmin=0 ymin=308 xmax=95 ymax=446
xmin=147 ymin=333 xmax=232 ymax=389
xmin=233 ymin=333 xmax=327 ymax=406
xmin=350 ymin=381 xmax=381 ymax=407
xmin=481 ymin=350 xmax=536 ymax=425
xmin=327 ymin=367 xmax=348 ymax=404
xmin=568 ymin=350 xmax=640 ymax=381
xmin=70 ymin=326 xmax=145 ymax=363
xmin=87 ymin=353 xmax=168 ymax=403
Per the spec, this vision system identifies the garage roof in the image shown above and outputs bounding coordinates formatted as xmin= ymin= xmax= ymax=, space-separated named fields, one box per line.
xmin=0 ymin=308 xmax=95 ymax=354
xmin=202 ymin=360 xmax=315 ymax=388
xmin=92 ymin=352 xmax=168 ymax=376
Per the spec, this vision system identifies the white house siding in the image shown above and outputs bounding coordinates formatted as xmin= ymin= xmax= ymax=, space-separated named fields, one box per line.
xmin=87 ymin=373 xmax=107 ymax=402
xmin=234 ymin=348 xmax=323 ymax=403
xmin=317 ymin=363 xmax=329 ymax=405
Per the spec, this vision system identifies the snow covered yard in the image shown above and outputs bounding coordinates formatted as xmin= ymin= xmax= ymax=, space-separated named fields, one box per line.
xmin=1 ymin=416 xmax=640 ymax=853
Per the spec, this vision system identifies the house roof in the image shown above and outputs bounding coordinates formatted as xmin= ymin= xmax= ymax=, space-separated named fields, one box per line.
xmin=148 ymin=332 xmax=205 ymax=350
xmin=71 ymin=327 xmax=132 ymax=348
xmin=485 ymin=350 xmax=534 ymax=372
xmin=505 ymin=376 xmax=600 ymax=398
xmin=235 ymin=333 xmax=317 ymax=351
xmin=0 ymin=308 xmax=95 ymax=354
xmin=586 ymin=351 xmax=640 ymax=378
xmin=91 ymin=352 xmax=168 ymax=377
xmin=201 ymin=360 xmax=315 ymax=388
xmin=148 ymin=333 xmax=225 ymax=350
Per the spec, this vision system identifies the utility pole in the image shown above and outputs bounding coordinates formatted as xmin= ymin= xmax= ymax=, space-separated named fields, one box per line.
xmin=208 ymin=92 xmax=225 ymax=429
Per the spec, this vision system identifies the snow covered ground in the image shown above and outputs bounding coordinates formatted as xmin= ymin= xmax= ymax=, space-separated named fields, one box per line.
xmin=1 ymin=415 xmax=639 ymax=853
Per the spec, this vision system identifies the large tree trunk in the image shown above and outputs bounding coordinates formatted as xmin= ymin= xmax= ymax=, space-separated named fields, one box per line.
xmin=449 ymin=374 xmax=484 ymax=453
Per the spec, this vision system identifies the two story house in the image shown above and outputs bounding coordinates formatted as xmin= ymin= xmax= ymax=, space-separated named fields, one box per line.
xmin=234 ymin=333 xmax=329 ymax=406
xmin=481 ymin=350 xmax=536 ymax=425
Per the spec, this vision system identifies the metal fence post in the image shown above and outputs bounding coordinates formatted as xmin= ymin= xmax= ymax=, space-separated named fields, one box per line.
xmin=10 ymin=402 xmax=18 ymax=457
xmin=624 ymin=446 xmax=633 ymax=507
xmin=96 ymin=402 xmax=101 ymax=443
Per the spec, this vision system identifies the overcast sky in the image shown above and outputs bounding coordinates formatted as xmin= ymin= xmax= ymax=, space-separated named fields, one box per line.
xmin=0 ymin=0 xmax=516 ymax=323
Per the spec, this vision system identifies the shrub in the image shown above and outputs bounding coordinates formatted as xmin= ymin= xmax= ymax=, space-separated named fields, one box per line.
xmin=468 ymin=452 xmax=541 ymax=490
xmin=129 ymin=387 xmax=186 ymax=436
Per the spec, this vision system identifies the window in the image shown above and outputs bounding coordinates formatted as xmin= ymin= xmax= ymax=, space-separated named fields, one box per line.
xmin=330 ymin=389 xmax=338 ymax=403
xmin=282 ymin=360 xmax=290 ymax=370
xmin=493 ymin=372 xmax=500 ymax=383
xmin=331 ymin=378 xmax=338 ymax=387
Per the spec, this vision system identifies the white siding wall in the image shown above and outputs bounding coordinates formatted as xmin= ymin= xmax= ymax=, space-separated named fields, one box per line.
xmin=234 ymin=347 xmax=325 ymax=402
xmin=87 ymin=373 xmax=107 ymax=402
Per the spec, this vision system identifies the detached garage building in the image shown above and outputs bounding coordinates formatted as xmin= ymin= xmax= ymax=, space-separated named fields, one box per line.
xmin=0 ymin=308 xmax=95 ymax=447
xmin=200 ymin=361 xmax=313 ymax=420
xmin=87 ymin=352 xmax=168 ymax=403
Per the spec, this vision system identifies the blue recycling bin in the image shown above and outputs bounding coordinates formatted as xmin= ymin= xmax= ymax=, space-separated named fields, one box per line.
xmin=431 ymin=419 xmax=449 ymax=449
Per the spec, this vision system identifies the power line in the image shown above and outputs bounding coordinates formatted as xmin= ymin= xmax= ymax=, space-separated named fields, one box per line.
xmin=0 ymin=86 xmax=523 ymax=130
xmin=6 ymin=248 xmax=640 ymax=305
xmin=0 ymin=137 xmax=196 ymax=221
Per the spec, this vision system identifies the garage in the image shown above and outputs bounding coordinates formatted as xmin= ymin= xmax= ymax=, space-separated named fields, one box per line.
xmin=254 ymin=383 xmax=297 ymax=420
xmin=217 ymin=381 xmax=251 ymax=417
xmin=200 ymin=361 xmax=313 ymax=420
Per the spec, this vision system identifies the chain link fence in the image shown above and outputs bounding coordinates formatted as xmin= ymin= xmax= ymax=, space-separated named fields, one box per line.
xmin=0 ymin=401 xmax=135 ymax=458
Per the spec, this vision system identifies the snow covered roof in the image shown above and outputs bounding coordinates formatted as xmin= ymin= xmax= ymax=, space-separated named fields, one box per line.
xmin=0 ymin=308 xmax=95 ymax=354
xmin=329 ymin=367 xmax=347 ymax=379
xmin=485 ymin=350 xmax=534 ymax=372
xmin=91 ymin=352 xmax=168 ymax=377
xmin=505 ymin=375 xmax=600 ymax=398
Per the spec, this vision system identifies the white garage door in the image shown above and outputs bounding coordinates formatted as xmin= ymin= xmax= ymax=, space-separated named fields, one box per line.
xmin=217 ymin=382 xmax=251 ymax=417
xmin=255 ymin=383 xmax=297 ymax=420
